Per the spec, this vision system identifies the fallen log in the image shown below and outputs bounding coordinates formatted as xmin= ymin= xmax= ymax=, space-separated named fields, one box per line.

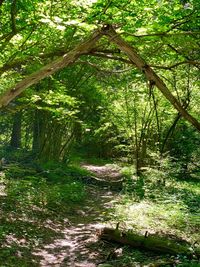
xmin=100 ymin=227 xmax=200 ymax=258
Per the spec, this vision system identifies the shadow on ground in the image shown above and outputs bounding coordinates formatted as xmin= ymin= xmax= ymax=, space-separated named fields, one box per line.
xmin=32 ymin=187 xmax=118 ymax=267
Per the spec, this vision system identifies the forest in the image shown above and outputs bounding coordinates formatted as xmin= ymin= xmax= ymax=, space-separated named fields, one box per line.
xmin=0 ymin=0 xmax=200 ymax=266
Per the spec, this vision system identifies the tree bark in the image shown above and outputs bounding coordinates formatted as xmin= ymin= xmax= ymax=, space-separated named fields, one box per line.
xmin=0 ymin=30 xmax=102 ymax=108
xmin=102 ymin=25 xmax=200 ymax=133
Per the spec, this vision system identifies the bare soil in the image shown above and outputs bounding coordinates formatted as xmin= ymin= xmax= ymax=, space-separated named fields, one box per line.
xmin=81 ymin=164 xmax=122 ymax=181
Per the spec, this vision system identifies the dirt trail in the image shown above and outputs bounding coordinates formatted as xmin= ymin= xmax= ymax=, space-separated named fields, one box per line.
xmin=33 ymin=165 xmax=121 ymax=267
xmin=81 ymin=164 xmax=122 ymax=181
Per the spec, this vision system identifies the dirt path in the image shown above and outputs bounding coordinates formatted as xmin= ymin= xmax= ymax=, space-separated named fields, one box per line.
xmin=32 ymin=165 xmax=121 ymax=267
xmin=81 ymin=164 xmax=122 ymax=181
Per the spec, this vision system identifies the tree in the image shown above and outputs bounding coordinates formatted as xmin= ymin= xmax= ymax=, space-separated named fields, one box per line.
xmin=1 ymin=23 xmax=199 ymax=131
xmin=0 ymin=0 xmax=199 ymax=165
xmin=10 ymin=109 xmax=22 ymax=148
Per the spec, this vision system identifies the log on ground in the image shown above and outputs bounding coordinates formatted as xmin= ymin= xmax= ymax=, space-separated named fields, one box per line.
xmin=100 ymin=227 xmax=200 ymax=257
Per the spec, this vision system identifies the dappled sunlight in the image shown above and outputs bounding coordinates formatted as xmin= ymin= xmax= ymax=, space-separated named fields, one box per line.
xmin=30 ymin=186 xmax=119 ymax=266
xmin=0 ymin=182 xmax=119 ymax=266
xmin=0 ymin=171 xmax=6 ymax=196
xmin=0 ymin=183 xmax=6 ymax=196
xmin=82 ymin=164 xmax=122 ymax=181
xmin=0 ymin=162 xmax=199 ymax=266
xmin=3 ymin=234 xmax=28 ymax=247
xmin=33 ymin=222 xmax=106 ymax=266
xmin=113 ymin=197 xmax=200 ymax=244
xmin=0 ymin=161 xmax=199 ymax=266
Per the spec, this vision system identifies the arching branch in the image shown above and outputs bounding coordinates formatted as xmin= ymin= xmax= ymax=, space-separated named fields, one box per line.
xmin=102 ymin=25 xmax=200 ymax=132
xmin=0 ymin=30 xmax=102 ymax=108
xmin=1 ymin=25 xmax=200 ymax=133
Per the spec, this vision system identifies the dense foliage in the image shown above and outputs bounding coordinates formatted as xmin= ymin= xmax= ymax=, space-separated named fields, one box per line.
xmin=0 ymin=0 xmax=199 ymax=266
xmin=0 ymin=0 xmax=200 ymax=171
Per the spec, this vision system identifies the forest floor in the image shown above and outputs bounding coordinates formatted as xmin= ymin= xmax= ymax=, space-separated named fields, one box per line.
xmin=0 ymin=162 xmax=199 ymax=266
xmin=32 ymin=185 xmax=119 ymax=267
xmin=31 ymin=163 xmax=125 ymax=267
xmin=0 ymin=164 xmax=124 ymax=267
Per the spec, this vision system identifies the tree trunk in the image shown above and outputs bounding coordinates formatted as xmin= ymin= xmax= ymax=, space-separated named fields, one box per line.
xmin=161 ymin=113 xmax=182 ymax=154
xmin=10 ymin=110 xmax=22 ymax=148
xmin=32 ymin=109 xmax=75 ymax=161
xmin=32 ymin=109 xmax=46 ymax=153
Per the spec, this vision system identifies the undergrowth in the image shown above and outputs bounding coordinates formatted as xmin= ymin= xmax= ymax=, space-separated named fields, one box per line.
xmin=112 ymin=166 xmax=200 ymax=246
xmin=0 ymin=160 xmax=88 ymax=266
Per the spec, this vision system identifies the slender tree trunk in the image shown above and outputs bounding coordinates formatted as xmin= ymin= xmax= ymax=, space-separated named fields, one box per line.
xmin=32 ymin=110 xmax=41 ymax=152
xmin=32 ymin=109 xmax=46 ymax=154
xmin=161 ymin=113 xmax=182 ymax=154
xmin=139 ymin=103 xmax=154 ymax=166
xmin=151 ymin=91 xmax=161 ymax=144
xmin=161 ymin=74 xmax=191 ymax=154
xmin=10 ymin=110 xmax=22 ymax=148
xmin=133 ymin=97 xmax=140 ymax=175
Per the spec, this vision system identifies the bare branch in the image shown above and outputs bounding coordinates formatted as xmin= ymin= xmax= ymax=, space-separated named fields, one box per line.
xmin=89 ymin=52 xmax=132 ymax=64
xmin=167 ymin=44 xmax=200 ymax=70
xmin=0 ymin=49 xmax=69 ymax=75
xmin=0 ymin=24 xmax=35 ymax=53
xmin=76 ymin=60 xmax=132 ymax=73
xmin=122 ymin=31 xmax=200 ymax=38
xmin=152 ymin=60 xmax=200 ymax=70
xmin=0 ymin=50 xmax=131 ymax=75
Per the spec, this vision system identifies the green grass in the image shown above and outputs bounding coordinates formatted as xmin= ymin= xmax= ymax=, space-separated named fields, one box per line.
xmin=110 ymin=171 xmax=200 ymax=245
